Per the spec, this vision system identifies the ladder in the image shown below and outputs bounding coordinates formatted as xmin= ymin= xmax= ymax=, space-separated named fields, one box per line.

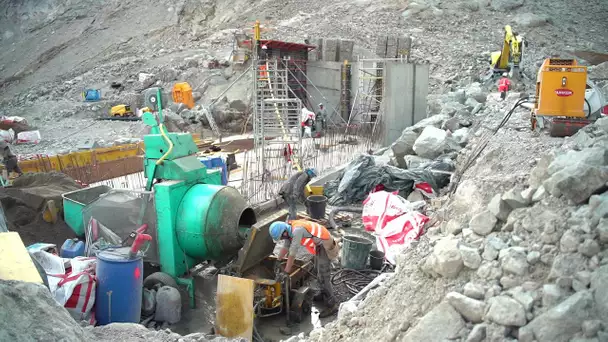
xmin=200 ymin=105 xmax=221 ymax=138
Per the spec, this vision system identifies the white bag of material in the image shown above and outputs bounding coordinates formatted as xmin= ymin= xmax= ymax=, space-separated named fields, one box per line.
xmin=0 ymin=129 xmax=14 ymax=143
xmin=154 ymin=286 xmax=181 ymax=324
xmin=304 ymin=126 xmax=312 ymax=138
xmin=16 ymin=130 xmax=41 ymax=144
xmin=50 ymin=271 xmax=97 ymax=322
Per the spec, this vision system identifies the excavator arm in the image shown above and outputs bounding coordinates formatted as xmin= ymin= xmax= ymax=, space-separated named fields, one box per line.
xmin=484 ymin=25 xmax=526 ymax=82
xmin=497 ymin=25 xmax=514 ymax=70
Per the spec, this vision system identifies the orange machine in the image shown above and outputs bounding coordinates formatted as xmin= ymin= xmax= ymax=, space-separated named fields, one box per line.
xmin=532 ymin=58 xmax=590 ymax=136
xmin=172 ymin=82 xmax=195 ymax=109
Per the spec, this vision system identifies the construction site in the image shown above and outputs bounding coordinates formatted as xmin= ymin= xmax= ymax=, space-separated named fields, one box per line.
xmin=1 ymin=0 xmax=608 ymax=341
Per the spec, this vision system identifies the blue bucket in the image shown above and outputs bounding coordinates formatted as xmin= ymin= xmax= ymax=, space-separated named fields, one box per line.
xmin=95 ymin=247 xmax=143 ymax=325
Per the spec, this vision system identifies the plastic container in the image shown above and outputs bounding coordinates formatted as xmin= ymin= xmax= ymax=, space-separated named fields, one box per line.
xmin=306 ymin=195 xmax=327 ymax=220
xmin=62 ymin=185 xmax=112 ymax=236
xmin=369 ymin=250 xmax=385 ymax=270
xmin=199 ymin=156 xmax=228 ymax=185
xmin=95 ymin=247 xmax=144 ymax=325
xmin=341 ymin=235 xmax=373 ymax=270
xmin=60 ymin=238 xmax=85 ymax=258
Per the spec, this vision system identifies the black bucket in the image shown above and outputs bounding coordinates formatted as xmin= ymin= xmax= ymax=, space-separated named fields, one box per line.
xmin=369 ymin=250 xmax=385 ymax=270
xmin=306 ymin=195 xmax=328 ymax=220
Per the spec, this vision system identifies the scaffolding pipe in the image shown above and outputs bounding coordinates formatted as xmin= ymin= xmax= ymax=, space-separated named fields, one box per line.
xmin=209 ymin=65 xmax=253 ymax=107
xmin=292 ymin=62 xmax=347 ymax=124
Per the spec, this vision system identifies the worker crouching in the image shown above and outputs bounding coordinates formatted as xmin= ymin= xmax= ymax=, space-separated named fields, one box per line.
xmin=270 ymin=219 xmax=340 ymax=318
xmin=278 ymin=168 xmax=316 ymax=221
xmin=498 ymin=72 xmax=511 ymax=100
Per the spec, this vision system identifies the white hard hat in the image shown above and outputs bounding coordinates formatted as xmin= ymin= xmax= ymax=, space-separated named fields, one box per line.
xmin=261 ymin=45 xmax=268 ymax=50
xmin=502 ymin=72 xmax=508 ymax=77
xmin=319 ymin=103 xmax=323 ymax=106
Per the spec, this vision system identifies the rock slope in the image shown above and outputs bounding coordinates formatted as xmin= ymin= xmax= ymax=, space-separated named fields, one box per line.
xmin=306 ymin=83 xmax=608 ymax=341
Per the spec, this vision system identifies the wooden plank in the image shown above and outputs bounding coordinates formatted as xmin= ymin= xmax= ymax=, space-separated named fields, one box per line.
xmin=215 ymin=275 xmax=255 ymax=341
xmin=0 ymin=232 xmax=43 ymax=284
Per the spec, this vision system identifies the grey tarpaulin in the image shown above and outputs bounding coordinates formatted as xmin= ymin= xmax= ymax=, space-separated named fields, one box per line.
xmin=323 ymin=154 xmax=455 ymax=205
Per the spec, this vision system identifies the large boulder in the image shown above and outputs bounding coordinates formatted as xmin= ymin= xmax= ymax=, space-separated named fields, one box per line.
xmin=543 ymin=164 xmax=608 ymax=204
xmin=391 ymin=129 xmax=420 ymax=162
xmin=430 ymin=236 xmax=464 ymax=278
xmin=519 ymin=290 xmax=595 ymax=342
xmin=403 ymin=302 xmax=465 ymax=341
xmin=0 ymin=280 xmax=89 ymax=341
xmin=590 ymin=265 xmax=608 ymax=322
xmin=413 ymin=126 xmax=449 ymax=159
xmin=490 ymin=0 xmax=524 ymax=11
xmin=514 ymin=12 xmax=549 ymax=28
xmin=446 ymin=292 xmax=485 ymax=323
xmin=485 ymin=295 xmax=527 ymax=326
xmin=547 ymin=147 xmax=608 ymax=175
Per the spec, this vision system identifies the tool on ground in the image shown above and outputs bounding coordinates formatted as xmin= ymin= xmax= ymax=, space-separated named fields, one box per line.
xmin=121 ymin=224 xmax=149 ymax=247
xmin=110 ymin=104 xmax=134 ymax=117
xmin=482 ymin=25 xmax=527 ymax=82
xmin=530 ymin=58 xmax=606 ymax=137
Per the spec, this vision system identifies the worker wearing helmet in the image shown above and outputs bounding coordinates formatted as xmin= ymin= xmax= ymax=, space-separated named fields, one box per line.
xmin=316 ymin=103 xmax=327 ymax=131
xmin=498 ymin=73 xmax=511 ymax=100
xmin=278 ymin=168 xmax=317 ymax=220
xmin=269 ymin=219 xmax=340 ymax=318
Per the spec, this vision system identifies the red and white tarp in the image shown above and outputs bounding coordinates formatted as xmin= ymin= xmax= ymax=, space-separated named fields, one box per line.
xmin=362 ymin=190 xmax=429 ymax=264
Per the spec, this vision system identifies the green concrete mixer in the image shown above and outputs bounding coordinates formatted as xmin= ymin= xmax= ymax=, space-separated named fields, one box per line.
xmin=62 ymin=87 xmax=257 ymax=307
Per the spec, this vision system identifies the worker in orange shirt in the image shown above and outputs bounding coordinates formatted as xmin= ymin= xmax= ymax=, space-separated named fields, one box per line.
xmin=498 ymin=72 xmax=511 ymax=100
xmin=270 ymin=219 xmax=340 ymax=318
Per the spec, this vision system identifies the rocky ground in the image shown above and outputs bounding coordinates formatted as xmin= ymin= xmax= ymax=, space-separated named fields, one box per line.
xmin=1 ymin=0 xmax=608 ymax=341
xmin=0 ymin=280 xmax=241 ymax=342
xmin=1 ymin=0 xmax=607 ymax=156
xmin=302 ymin=71 xmax=608 ymax=342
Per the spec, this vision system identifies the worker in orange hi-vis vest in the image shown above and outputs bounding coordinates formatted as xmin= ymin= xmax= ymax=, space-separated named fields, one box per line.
xmin=498 ymin=72 xmax=511 ymax=100
xmin=269 ymin=219 xmax=341 ymax=318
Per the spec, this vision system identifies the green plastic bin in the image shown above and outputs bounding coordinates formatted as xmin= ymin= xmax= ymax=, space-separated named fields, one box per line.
xmin=341 ymin=235 xmax=373 ymax=270
xmin=62 ymin=185 xmax=111 ymax=236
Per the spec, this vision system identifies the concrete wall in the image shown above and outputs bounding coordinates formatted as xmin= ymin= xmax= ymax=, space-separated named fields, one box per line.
xmin=306 ymin=61 xmax=358 ymax=123
xmin=383 ymin=62 xmax=429 ymax=146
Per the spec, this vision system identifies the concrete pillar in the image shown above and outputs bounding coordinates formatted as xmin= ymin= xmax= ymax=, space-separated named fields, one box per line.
xmin=375 ymin=36 xmax=388 ymax=58
xmin=338 ymin=39 xmax=355 ymax=62
xmin=323 ymin=39 xmax=339 ymax=62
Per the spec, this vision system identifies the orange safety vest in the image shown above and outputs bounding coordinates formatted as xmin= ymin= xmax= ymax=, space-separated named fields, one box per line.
xmin=260 ymin=64 xmax=268 ymax=79
xmin=288 ymin=220 xmax=331 ymax=255
xmin=498 ymin=77 xmax=511 ymax=92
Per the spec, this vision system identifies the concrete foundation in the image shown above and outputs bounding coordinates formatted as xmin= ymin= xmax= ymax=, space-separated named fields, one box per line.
xmin=382 ymin=62 xmax=429 ymax=146
xmin=322 ymin=39 xmax=339 ymax=62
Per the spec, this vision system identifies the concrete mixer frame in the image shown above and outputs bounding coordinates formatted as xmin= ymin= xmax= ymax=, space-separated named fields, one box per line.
xmin=141 ymin=89 xmax=257 ymax=307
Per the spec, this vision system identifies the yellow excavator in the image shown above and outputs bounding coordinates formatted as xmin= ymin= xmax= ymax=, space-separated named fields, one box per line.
xmin=482 ymin=25 xmax=527 ymax=82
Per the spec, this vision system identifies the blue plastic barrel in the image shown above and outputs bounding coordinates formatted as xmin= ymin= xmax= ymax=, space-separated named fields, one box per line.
xmin=95 ymin=247 xmax=143 ymax=325
xmin=199 ymin=156 xmax=228 ymax=185
xmin=60 ymin=239 xmax=85 ymax=258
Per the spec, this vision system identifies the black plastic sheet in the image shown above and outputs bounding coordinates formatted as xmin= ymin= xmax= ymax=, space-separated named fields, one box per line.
xmin=323 ymin=154 xmax=455 ymax=205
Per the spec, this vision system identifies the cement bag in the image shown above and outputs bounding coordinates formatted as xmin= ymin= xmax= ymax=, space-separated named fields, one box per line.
xmin=303 ymin=126 xmax=312 ymax=138
xmin=154 ymin=286 xmax=181 ymax=324
xmin=70 ymin=256 xmax=96 ymax=273
xmin=16 ymin=130 xmax=41 ymax=144
xmin=51 ymin=271 xmax=97 ymax=322
xmin=0 ymin=129 xmax=14 ymax=143
xmin=362 ymin=191 xmax=429 ymax=265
